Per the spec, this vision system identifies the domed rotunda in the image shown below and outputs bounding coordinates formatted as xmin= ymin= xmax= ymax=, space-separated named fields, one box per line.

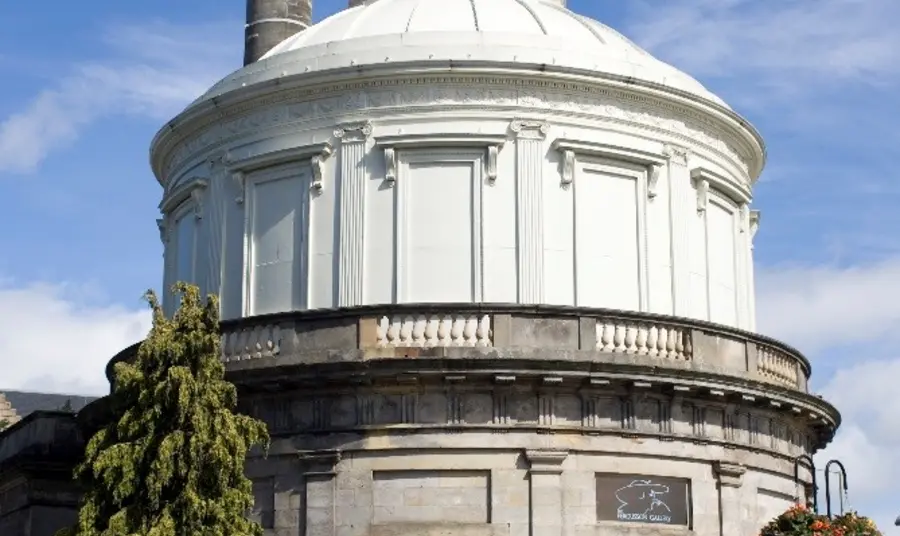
xmin=146 ymin=0 xmax=838 ymax=535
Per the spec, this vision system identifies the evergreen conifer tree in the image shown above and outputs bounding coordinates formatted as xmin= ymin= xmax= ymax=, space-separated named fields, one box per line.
xmin=60 ymin=283 xmax=269 ymax=536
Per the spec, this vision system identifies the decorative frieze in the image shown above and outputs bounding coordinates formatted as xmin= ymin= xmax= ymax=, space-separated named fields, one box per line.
xmin=241 ymin=382 xmax=819 ymax=458
xmin=158 ymin=77 xmax=756 ymax=185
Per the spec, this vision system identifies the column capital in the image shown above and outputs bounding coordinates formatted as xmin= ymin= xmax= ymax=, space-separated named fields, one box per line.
xmin=525 ymin=449 xmax=568 ymax=474
xmin=334 ymin=121 xmax=373 ymax=142
xmin=510 ymin=119 xmax=549 ymax=140
xmin=714 ymin=461 xmax=746 ymax=488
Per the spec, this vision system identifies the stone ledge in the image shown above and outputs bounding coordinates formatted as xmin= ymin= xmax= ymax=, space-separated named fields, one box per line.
xmin=0 ymin=412 xmax=83 ymax=472
xmin=106 ymin=305 xmax=812 ymax=394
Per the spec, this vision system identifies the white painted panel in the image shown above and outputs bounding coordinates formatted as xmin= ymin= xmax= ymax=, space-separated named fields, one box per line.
xmin=575 ymin=166 xmax=641 ymax=310
xmin=221 ymin=189 xmax=246 ymax=320
xmin=543 ymin=153 xmax=575 ymax=306
xmin=248 ymin=171 xmax=306 ymax=315
xmin=707 ymin=200 xmax=738 ymax=326
xmin=309 ymin=162 xmax=336 ymax=310
xmin=646 ymin=168 xmax=673 ymax=315
xmin=688 ymin=209 xmax=709 ymax=320
xmin=174 ymin=210 xmax=196 ymax=285
xmin=481 ymin=147 xmax=517 ymax=303
xmin=403 ymin=158 xmax=477 ymax=302
xmin=365 ymin=146 xmax=395 ymax=304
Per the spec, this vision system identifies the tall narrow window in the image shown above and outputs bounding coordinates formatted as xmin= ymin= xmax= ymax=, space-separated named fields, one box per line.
xmin=707 ymin=196 xmax=738 ymax=325
xmin=397 ymin=150 xmax=483 ymax=303
xmin=574 ymin=161 xmax=646 ymax=311
xmin=174 ymin=207 xmax=197 ymax=285
xmin=245 ymin=165 xmax=308 ymax=315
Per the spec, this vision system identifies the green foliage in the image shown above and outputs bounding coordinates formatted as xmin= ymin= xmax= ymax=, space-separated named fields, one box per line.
xmin=60 ymin=283 xmax=270 ymax=536
xmin=0 ymin=418 xmax=9 ymax=431
xmin=759 ymin=504 xmax=883 ymax=536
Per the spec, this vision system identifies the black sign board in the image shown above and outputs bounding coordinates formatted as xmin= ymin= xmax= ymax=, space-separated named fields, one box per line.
xmin=596 ymin=473 xmax=692 ymax=526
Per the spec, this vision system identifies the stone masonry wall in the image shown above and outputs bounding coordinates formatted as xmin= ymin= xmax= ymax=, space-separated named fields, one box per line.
xmin=0 ymin=394 xmax=20 ymax=427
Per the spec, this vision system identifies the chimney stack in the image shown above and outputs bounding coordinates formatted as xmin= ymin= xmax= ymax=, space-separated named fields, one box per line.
xmin=245 ymin=0 xmax=312 ymax=65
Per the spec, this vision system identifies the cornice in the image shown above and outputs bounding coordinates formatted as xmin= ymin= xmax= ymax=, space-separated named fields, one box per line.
xmin=551 ymin=139 xmax=667 ymax=191
xmin=690 ymin=166 xmax=752 ymax=206
xmin=233 ymin=368 xmax=836 ymax=455
xmin=158 ymin=177 xmax=208 ymax=216
xmin=149 ymin=69 xmax=765 ymax=187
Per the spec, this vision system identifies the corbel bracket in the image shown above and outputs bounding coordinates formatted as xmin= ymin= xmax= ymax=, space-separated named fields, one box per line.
xmin=158 ymin=177 xmax=208 ymax=216
xmin=749 ymin=209 xmax=761 ymax=240
xmin=384 ymin=147 xmax=397 ymax=185
xmin=226 ymin=141 xmax=335 ymax=203
xmin=310 ymin=145 xmax=335 ymax=192
xmin=693 ymin=175 xmax=710 ymax=213
xmin=374 ymin=133 xmax=508 ymax=187
xmin=552 ymin=139 xmax=666 ymax=193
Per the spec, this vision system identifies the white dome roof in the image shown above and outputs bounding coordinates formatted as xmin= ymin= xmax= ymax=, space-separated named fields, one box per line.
xmin=198 ymin=0 xmax=727 ymax=108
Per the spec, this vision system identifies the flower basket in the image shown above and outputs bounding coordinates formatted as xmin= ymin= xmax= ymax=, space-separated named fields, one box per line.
xmin=760 ymin=504 xmax=883 ymax=536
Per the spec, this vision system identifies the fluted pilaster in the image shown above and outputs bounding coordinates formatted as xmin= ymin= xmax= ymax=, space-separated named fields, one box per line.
xmin=666 ymin=145 xmax=693 ymax=317
xmin=512 ymin=120 xmax=549 ymax=304
xmin=335 ymin=122 xmax=372 ymax=307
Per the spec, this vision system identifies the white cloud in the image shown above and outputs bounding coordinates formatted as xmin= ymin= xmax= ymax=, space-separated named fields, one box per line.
xmin=815 ymin=359 xmax=900 ymax=532
xmin=625 ymin=0 xmax=900 ymax=89
xmin=756 ymin=258 xmax=900 ymax=355
xmin=0 ymin=279 xmax=151 ymax=396
xmin=0 ymin=20 xmax=239 ymax=175
xmin=755 ymin=258 xmax=900 ymax=530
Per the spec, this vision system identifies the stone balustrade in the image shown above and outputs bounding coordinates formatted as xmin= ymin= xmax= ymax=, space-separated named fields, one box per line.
xmin=217 ymin=305 xmax=810 ymax=392
xmin=374 ymin=314 xmax=492 ymax=348
xmin=595 ymin=321 xmax=692 ymax=360
xmin=106 ymin=304 xmax=812 ymax=393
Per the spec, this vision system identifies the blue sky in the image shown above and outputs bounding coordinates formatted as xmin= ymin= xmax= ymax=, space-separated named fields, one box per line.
xmin=1 ymin=0 xmax=899 ymax=531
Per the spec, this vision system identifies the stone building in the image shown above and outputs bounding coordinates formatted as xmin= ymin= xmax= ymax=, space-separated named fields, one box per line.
xmin=0 ymin=392 xmax=96 ymax=535
xmin=0 ymin=0 xmax=839 ymax=535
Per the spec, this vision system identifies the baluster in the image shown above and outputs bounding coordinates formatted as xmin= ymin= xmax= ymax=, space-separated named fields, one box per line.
xmin=464 ymin=317 xmax=478 ymax=346
xmin=387 ymin=317 xmax=401 ymax=345
xmin=646 ymin=326 xmax=659 ymax=357
xmin=674 ymin=329 xmax=685 ymax=359
xmin=438 ymin=316 xmax=452 ymax=346
xmin=614 ymin=324 xmax=626 ymax=352
xmin=476 ymin=315 xmax=491 ymax=347
xmin=665 ymin=328 xmax=677 ymax=359
xmin=636 ymin=325 xmax=649 ymax=355
xmin=601 ymin=323 xmax=615 ymax=351
xmin=424 ymin=316 xmax=439 ymax=347
xmin=400 ymin=316 xmax=414 ymax=345
xmin=682 ymin=331 xmax=692 ymax=360
xmin=657 ymin=327 xmax=669 ymax=358
xmin=376 ymin=316 xmax=389 ymax=347
xmin=625 ymin=325 xmax=638 ymax=354
xmin=451 ymin=317 xmax=465 ymax=345
xmin=412 ymin=315 xmax=427 ymax=347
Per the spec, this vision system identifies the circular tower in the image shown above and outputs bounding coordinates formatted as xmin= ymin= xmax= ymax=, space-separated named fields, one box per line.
xmin=144 ymin=0 xmax=838 ymax=534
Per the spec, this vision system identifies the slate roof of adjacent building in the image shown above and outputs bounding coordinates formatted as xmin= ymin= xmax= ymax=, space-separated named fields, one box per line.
xmin=1 ymin=390 xmax=98 ymax=419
